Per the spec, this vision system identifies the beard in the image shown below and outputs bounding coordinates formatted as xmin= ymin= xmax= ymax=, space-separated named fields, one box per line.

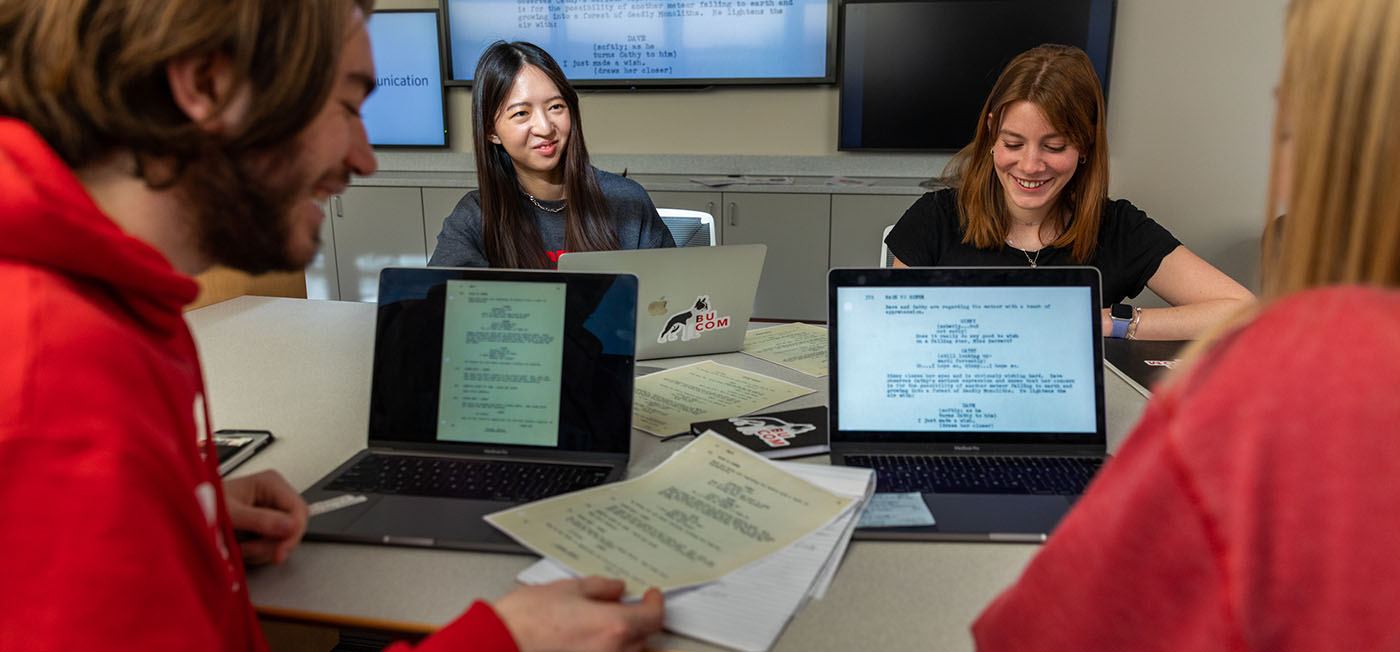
xmin=176 ymin=136 xmax=335 ymax=275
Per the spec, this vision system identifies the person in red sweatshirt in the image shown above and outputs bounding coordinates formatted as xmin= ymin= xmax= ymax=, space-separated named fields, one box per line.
xmin=0 ymin=1 xmax=662 ymax=651
xmin=972 ymin=0 xmax=1400 ymax=649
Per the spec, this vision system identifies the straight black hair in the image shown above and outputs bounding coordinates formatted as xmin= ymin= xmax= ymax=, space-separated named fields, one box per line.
xmin=471 ymin=41 xmax=619 ymax=268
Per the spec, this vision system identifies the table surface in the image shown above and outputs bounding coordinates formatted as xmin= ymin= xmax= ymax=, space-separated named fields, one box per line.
xmin=189 ymin=296 xmax=1149 ymax=651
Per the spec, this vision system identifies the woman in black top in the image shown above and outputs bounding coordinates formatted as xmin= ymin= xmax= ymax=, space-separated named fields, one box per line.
xmin=886 ymin=45 xmax=1253 ymax=340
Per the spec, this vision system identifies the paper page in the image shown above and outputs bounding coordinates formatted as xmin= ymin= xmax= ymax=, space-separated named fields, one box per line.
xmin=855 ymin=492 xmax=936 ymax=528
xmin=632 ymin=360 xmax=814 ymax=436
xmin=519 ymin=462 xmax=875 ymax=652
xmin=487 ymin=433 xmax=853 ymax=598
xmin=741 ymin=322 xmax=829 ymax=377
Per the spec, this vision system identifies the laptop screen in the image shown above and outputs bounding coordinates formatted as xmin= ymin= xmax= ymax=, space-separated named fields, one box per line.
xmin=369 ymin=268 xmax=638 ymax=457
xmin=829 ymin=267 xmax=1106 ymax=446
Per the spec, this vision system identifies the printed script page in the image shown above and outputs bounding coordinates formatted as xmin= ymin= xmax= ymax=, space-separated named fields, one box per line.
xmin=741 ymin=322 xmax=829 ymax=377
xmin=632 ymin=360 xmax=814 ymax=436
xmin=486 ymin=433 xmax=853 ymax=598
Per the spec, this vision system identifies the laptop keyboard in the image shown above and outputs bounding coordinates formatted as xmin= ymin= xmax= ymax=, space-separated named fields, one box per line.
xmin=845 ymin=454 xmax=1103 ymax=495
xmin=325 ymin=454 xmax=612 ymax=502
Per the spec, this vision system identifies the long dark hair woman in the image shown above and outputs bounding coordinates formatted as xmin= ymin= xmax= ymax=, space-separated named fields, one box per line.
xmin=885 ymin=45 xmax=1253 ymax=340
xmin=429 ymin=41 xmax=674 ymax=268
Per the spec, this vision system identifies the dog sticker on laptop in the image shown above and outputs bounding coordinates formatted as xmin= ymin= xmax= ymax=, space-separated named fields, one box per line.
xmin=729 ymin=415 xmax=817 ymax=449
xmin=657 ymin=295 xmax=731 ymax=344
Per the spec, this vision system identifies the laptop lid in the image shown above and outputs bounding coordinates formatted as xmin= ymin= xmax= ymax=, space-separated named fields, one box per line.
xmin=368 ymin=267 xmax=639 ymax=464
xmin=828 ymin=267 xmax=1106 ymax=455
xmin=557 ymin=244 xmax=766 ymax=360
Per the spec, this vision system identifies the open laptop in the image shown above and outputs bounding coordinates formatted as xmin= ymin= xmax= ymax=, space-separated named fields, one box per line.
xmin=828 ymin=266 xmax=1108 ymax=542
xmin=557 ymin=244 xmax=766 ymax=360
xmin=302 ymin=267 xmax=639 ymax=553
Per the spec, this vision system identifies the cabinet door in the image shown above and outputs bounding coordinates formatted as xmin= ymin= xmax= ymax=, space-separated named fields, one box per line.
xmin=646 ymin=190 xmax=723 ymax=243
xmin=829 ymin=194 xmax=921 ymax=268
xmin=422 ymin=187 xmax=472 ymax=258
xmin=721 ymin=193 xmax=831 ymax=321
xmin=331 ymin=186 xmax=426 ymax=302
xmin=304 ymin=201 xmax=339 ymax=300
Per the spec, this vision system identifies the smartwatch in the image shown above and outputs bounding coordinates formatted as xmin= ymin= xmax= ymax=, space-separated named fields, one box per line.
xmin=1109 ymin=303 xmax=1134 ymax=338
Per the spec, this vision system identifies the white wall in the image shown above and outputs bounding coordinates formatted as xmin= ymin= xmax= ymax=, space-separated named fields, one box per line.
xmin=376 ymin=0 xmax=1288 ymax=290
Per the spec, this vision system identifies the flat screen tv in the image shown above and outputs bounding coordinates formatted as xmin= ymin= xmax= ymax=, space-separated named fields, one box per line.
xmin=839 ymin=0 xmax=1116 ymax=152
xmin=442 ymin=0 xmax=836 ymax=87
xmin=363 ymin=9 xmax=449 ymax=147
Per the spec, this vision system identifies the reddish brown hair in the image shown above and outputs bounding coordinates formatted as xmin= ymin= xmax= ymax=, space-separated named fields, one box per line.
xmin=945 ymin=44 xmax=1110 ymax=263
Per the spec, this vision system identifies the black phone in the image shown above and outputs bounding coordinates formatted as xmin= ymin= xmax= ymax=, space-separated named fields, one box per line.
xmin=212 ymin=429 xmax=275 ymax=476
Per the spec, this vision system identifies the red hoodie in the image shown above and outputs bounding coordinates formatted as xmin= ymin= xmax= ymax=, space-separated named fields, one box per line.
xmin=0 ymin=119 xmax=515 ymax=651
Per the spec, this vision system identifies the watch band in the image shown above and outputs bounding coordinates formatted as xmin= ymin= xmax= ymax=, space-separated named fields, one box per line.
xmin=1109 ymin=303 xmax=1133 ymax=338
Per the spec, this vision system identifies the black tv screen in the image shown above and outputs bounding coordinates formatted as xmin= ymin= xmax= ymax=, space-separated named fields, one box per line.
xmin=363 ymin=9 xmax=449 ymax=147
xmin=839 ymin=0 xmax=1116 ymax=151
xmin=442 ymin=0 xmax=836 ymax=87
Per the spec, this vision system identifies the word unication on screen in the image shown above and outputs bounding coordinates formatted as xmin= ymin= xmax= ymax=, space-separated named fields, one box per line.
xmin=377 ymin=74 xmax=431 ymax=87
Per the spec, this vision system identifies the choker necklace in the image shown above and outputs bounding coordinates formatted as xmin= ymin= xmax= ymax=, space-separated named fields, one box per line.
xmin=1008 ymin=240 xmax=1043 ymax=268
xmin=525 ymin=192 xmax=566 ymax=213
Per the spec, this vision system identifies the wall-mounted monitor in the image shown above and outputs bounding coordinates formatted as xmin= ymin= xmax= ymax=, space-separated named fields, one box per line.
xmin=364 ymin=9 xmax=449 ymax=147
xmin=839 ymin=0 xmax=1116 ymax=152
xmin=442 ymin=0 xmax=836 ymax=88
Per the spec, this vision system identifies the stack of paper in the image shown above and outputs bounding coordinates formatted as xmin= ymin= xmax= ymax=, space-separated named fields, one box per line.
xmin=497 ymin=435 xmax=875 ymax=652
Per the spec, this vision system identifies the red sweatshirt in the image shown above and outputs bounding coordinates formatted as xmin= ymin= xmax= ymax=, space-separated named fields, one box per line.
xmin=974 ymin=286 xmax=1400 ymax=650
xmin=0 ymin=119 xmax=516 ymax=651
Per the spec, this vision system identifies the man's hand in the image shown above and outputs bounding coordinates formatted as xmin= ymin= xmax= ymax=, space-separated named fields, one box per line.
xmin=493 ymin=576 xmax=665 ymax=652
xmin=223 ymin=469 xmax=308 ymax=565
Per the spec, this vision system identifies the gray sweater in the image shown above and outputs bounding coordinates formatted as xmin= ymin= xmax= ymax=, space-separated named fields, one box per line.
xmin=428 ymin=167 xmax=675 ymax=267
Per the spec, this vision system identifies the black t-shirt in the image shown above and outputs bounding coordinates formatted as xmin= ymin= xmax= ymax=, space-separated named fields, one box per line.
xmin=885 ymin=189 xmax=1182 ymax=306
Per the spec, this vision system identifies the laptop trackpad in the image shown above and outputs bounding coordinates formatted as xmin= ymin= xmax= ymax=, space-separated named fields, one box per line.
xmin=347 ymin=496 xmax=514 ymax=545
xmin=926 ymin=493 xmax=1072 ymax=535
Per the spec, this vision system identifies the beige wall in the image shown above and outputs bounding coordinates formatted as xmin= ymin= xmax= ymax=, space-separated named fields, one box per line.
xmin=377 ymin=0 xmax=1288 ymax=290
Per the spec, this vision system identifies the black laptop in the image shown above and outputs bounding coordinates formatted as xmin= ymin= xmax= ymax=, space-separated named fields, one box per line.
xmin=303 ymin=267 xmax=639 ymax=553
xmin=828 ymin=267 xmax=1107 ymax=542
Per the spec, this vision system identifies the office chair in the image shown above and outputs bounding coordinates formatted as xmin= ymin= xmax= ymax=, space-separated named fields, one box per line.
xmin=879 ymin=224 xmax=896 ymax=267
xmin=657 ymin=208 xmax=717 ymax=247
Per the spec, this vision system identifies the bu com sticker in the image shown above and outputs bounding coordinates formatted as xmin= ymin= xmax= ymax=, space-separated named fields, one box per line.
xmin=658 ymin=295 xmax=730 ymax=343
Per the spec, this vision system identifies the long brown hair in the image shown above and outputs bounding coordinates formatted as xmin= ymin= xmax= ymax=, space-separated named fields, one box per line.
xmin=472 ymin=41 xmax=619 ymax=269
xmin=945 ymin=44 xmax=1110 ymax=263
xmin=0 ymin=0 xmax=375 ymax=187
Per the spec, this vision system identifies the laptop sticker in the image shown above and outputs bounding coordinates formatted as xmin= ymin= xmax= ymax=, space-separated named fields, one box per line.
xmin=729 ymin=415 xmax=817 ymax=449
xmin=657 ymin=294 xmax=731 ymax=344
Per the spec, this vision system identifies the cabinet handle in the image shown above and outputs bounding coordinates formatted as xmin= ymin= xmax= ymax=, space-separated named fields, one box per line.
xmin=728 ymin=202 xmax=737 ymax=227
xmin=705 ymin=201 xmax=715 ymax=217
xmin=332 ymin=195 xmax=343 ymax=218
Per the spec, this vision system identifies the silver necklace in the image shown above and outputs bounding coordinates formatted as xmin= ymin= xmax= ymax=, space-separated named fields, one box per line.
xmin=525 ymin=193 xmax=566 ymax=213
xmin=1008 ymin=240 xmax=1042 ymax=267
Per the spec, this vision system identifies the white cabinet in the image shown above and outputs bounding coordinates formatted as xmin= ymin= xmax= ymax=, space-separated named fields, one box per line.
xmin=722 ymin=193 xmax=831 ymax=321
xmin=308 ymin=180 xmax=921 ymax=319
xmin=421 ymin=187 xmax=472 ymax=260
xmin=829 ymin=194 xmax=921 ymax=268
xmin=329 ymin=187 xmax=427 ymax=302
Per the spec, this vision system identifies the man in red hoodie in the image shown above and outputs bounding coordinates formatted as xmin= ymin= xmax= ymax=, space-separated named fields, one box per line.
xmin=0 ymin=1 xmax=662 ymax=651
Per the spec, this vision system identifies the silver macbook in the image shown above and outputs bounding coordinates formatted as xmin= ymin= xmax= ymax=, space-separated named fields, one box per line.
xmin=557 ymin=244 xmax=766 ymax=360
xmin=828 ymin=267 xmax=1108 ymax=542
xmin=302 ymin=267 xmax=639 ymax=554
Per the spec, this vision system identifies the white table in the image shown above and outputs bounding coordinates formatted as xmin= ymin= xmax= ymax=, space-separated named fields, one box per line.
xmin=189 ymin=296 xmax=1149 ymax=650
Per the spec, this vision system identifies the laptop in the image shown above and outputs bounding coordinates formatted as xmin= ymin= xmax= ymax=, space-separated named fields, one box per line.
xmin=557 ymin=244 xmax=766 ymax=360
xmin=1103 ymin=338 xmax=1188 ymax=397
xmin=828 ymin=266 xmax=1108 ymax=542
xmin=302 ymin=267 xmax=639 ymax=553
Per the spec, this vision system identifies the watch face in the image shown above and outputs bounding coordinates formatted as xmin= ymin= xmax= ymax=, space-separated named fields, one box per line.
xmin=1111 ymin=303 xmax=1134 ymax=320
